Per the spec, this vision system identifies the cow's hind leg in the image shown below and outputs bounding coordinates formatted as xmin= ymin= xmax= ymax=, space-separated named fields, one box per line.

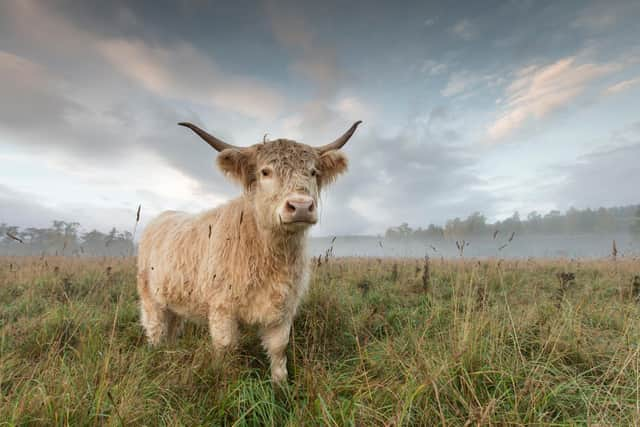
xmin=138 ymin=270 xmax=169 ymax=345
xmin=260 ymin=319 xmax=292 ymax=384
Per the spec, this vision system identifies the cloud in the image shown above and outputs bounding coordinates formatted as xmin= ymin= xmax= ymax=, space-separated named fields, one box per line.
xmin=571 ymin=1 xmax=640 ymax=32
xmin=0 ymin=51 xmax=83 ymax=131
xmin=441 ymin=71 xmax=481 ymax=97
xmin=3 ymin=0 xmax=639 ymax=238
xmin=333 ymin=96 xmax=374 ymax=123
xmin=264 ymin=0 xmax=362 ymax=142
xmin=98 ymin=39 xmax=286 ymax=121
xmin=487 ymin=56 xmax=620 ymax=141
xmin=0 ymin=182 xmax=133 ymax=233
xmin=1 ymin=1 xmax=93 ymax=55
xmin=603 ymin=76 xmax=640 ymax=96
xmin=2 ymin=0 xmax=288 ymax=126
xmin=265 ymin=0 xmax=343 ymax=95
xmin=450 ymin=19 xmax=477 ymax=41
xmin=312 ymin=119 xmax=498 ymax=235
xmin=0 ymin=49 xmax=235 ymax=196
xmin=572 ymin=11 xmax=618 ymax=32
xmin=0 ymin=1 xmax=290 ymax=200
xmin=421 ymin=59 xmax=447 ymax=76
xmin=0 ymin=50 xmax=132 ymax=160
xmin=441 ymin=70 xmax=499 ymax=97
xmin=555 ymin=143 xmax=640 ymax=209
xmin=0 ymin=185 xmax=61 ymax=229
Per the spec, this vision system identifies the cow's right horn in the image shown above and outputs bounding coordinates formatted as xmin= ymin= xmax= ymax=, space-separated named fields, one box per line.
xmin=178 ymin=122 xmax=241 ymax=152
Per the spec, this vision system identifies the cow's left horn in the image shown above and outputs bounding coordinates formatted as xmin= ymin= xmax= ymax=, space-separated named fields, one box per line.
xmin=315 ymin=121 xmax=362 ymax=153
xmin=178 ymin=122 xmax=241 ymax=152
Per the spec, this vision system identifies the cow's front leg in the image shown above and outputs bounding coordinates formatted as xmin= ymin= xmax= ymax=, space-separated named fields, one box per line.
xmin=208 ymin=310 xmax=238 ymax=354
xmin=260 ymin=318 xmax=292 ymax=384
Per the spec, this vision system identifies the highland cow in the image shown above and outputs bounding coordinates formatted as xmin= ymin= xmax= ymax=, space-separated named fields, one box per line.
xmin=137 ymin=120 xmax=361 ymax=383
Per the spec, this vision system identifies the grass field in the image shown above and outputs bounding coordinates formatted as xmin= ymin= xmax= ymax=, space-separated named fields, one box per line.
xmin=1 ymin=256 xmax=639 ymax=425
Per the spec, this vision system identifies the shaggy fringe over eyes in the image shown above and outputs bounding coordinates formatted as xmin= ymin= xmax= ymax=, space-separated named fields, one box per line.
xmin=217 ymin=148 xmax=257 ymax=190
xmin=318 ymin=150 xmax=348 ymax=187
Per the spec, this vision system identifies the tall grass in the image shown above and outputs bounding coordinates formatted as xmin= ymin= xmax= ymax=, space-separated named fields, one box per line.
xmin=0 ymin=256 xmax=639 ymax=425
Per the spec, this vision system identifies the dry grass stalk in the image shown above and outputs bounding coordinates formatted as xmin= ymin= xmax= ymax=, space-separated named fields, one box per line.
xmin=421 ymin=255 xmax=430 ymax=293
xmin=390 ymin=262 xmax=398 ymax=282
xmin=323 ymin=238 xmax=336 ymax=265
xmin=555 ymin=272 xmax=576 ymax=306
xmin=632 ymin=275 xmax=640 ymax=302
xmin=130 ymin=204 xmax=142 ymax=256
xmin=455 ymin=240 xmax=469 ymax=256
xmin=475 ymin=285 xmax=486 ymax=310
xmin=357 ymin=280 xmax=370 ymax=295
xmin=6 ymin=232 xmax=23 ymax=244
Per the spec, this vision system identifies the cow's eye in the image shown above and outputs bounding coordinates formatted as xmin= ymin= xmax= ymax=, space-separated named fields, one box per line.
xmin=261 ymin=168 xmax=272 ymax=178
xmin=310 ymin=169 xmax=317 ymax=177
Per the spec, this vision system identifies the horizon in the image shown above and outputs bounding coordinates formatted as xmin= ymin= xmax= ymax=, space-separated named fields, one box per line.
xmin=2 ymin=202 xmax=638 ymax=239
xmin=2 ymin=1 xmax=640 ymax=237
xmin=3 ymin=204 xmax=638 ymax=259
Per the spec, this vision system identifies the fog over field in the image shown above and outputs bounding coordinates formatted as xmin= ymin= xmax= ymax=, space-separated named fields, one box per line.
xmin=2 ymin=204 xmax=639 ymax=258
xmin=310 ymin=233 xmax=638 ymax=259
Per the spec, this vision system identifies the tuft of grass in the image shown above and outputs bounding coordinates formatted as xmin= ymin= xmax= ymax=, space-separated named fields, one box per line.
xmin=0 ymin=256 xmax=639 ymax=425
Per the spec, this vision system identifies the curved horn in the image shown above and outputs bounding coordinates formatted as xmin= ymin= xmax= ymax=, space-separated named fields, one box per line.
xmin=315 ymin=121 xmax=362 ymax=153
xmin=178 ymin=122 xmax=240 ymax=152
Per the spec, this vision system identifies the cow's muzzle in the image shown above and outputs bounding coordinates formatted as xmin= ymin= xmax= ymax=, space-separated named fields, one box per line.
xmin=279 ymin=194 xmax=317 ymax=225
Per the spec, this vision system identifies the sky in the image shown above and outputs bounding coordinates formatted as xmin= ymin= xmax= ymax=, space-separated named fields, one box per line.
xmin=1 ymin=0 xmax=639 ymax=236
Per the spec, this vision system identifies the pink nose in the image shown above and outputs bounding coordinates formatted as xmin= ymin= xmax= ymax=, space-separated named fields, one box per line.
xmin=282 ymin=196 xmax=316 ymax=223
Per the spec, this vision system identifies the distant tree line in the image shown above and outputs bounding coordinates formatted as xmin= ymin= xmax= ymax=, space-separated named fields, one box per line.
xmin=0 ymin=221 xmax=134 ymax=256
xmin=385 ymin=205 xmax=640 ymax=240
xmin=2 ymin=204 xmax=639 ymax=255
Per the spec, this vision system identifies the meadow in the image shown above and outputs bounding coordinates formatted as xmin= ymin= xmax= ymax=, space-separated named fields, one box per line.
xmin=1 ymin=255 xmax=639 ymax=426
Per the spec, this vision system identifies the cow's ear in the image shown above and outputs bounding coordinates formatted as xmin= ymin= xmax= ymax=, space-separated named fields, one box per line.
xmin=318 ymin=149 xmax=348 ymax=186
xmin=217 ymin=148 xmax=256 ymax=189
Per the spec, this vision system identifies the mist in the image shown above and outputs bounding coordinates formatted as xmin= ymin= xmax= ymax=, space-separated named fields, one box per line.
xmin=309 ymin=233 xmax=638 ymax=259
xmin=3 ymin=204 xmax=638 ymax=258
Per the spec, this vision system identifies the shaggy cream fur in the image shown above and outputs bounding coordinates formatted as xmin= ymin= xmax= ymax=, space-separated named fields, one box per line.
xmin=137 ymin=137 xmax=351 ymax=383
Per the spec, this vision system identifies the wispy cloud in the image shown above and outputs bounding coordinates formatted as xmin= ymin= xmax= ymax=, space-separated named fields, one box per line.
xmin=0 ymin=51 xmax=82 ymax=129
xmin=421 ymin=59 xmax=448 ymax=76
xmin=441 ymin=71 xmax=480 ymax=96
xmin=603 ymin=76 xmax=640 ymax=96
xmin=264 ymin=0 xmax=365 ymax=144
xmin=555 ymin=142 xmax=640 ymax=208
xmin=450 ymin=19 xmax=477 ymax=41
xmin=99 ymin=39 xmax=286 ymax=121
xmin=441 ymin=70 xmax=499 ymax=97
xmin=266 ymin=0 xmax=343 ymax=95
xmin=487 ymin=56 xmax=620 ymax=141
xmin=571 ymin=1 xmax=639 ymax=32
xmin=333 ymin=96 xmax=374 ymax=123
